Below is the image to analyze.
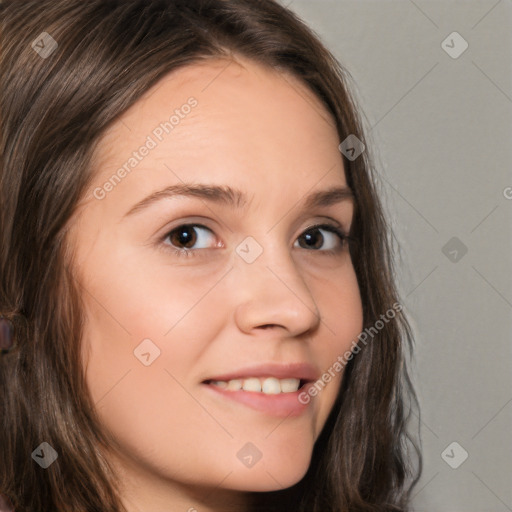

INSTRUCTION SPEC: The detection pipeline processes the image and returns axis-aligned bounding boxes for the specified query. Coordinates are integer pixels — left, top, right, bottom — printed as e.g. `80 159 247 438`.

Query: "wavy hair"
0 0 422 510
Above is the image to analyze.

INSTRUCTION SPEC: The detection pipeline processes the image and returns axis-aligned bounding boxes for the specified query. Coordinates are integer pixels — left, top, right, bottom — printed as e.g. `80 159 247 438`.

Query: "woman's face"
68 56 363 510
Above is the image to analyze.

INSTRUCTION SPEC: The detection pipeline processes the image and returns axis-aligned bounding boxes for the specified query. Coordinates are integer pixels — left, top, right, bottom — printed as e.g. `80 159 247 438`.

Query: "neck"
106 449 251 512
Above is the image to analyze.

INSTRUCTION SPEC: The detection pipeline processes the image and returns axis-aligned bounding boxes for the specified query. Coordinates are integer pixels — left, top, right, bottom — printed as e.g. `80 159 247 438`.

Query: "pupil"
173 226 196 248
302 229 322 249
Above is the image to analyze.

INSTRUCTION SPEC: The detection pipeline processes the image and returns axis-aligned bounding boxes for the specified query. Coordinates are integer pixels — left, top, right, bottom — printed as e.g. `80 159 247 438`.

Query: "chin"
226 453 312 492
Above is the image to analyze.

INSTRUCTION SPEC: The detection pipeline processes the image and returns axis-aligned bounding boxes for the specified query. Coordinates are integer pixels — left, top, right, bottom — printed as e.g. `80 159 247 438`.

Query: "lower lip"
202 382 313 417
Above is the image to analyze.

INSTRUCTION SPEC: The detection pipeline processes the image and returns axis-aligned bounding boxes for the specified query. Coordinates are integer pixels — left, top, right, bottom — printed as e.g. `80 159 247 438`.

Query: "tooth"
226 379 242 391
280 378 300 393
242 377 262 392
211 377 302 393
261 377 281 394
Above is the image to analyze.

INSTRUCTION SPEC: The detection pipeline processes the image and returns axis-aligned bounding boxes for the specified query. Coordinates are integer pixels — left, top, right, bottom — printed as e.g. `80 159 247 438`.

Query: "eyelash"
162 223 355 259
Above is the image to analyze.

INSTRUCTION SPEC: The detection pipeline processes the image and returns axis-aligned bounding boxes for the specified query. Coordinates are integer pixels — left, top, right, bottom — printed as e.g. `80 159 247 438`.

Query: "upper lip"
203 362 320 383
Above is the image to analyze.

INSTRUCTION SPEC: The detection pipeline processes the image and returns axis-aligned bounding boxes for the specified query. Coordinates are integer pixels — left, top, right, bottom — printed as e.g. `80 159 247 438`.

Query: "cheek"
315 262 363 351
77 249 243 462
79 255 219 402
306 264 363 436
317 259 363 329
78 266 242 486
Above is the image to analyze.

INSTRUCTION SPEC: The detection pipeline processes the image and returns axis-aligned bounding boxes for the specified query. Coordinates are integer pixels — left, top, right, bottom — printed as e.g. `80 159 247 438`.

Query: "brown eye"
165 224 215 251
168 225 197 249
298 228 324 249
295 225 348 252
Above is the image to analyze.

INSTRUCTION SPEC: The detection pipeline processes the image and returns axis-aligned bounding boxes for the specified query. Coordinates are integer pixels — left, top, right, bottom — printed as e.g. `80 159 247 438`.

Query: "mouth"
200 363 319 417
202 377 310 394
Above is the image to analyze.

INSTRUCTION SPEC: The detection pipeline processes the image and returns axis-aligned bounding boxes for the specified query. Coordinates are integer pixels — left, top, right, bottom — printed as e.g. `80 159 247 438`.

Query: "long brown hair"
0 1 422 510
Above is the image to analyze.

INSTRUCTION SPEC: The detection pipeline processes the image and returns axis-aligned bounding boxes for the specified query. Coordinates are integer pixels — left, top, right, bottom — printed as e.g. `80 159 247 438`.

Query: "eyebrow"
123 182 354 218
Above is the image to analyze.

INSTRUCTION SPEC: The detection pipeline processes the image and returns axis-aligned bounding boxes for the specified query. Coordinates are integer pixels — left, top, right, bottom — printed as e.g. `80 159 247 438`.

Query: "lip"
202 382 315 417
202 362 320 383
201 362 319 418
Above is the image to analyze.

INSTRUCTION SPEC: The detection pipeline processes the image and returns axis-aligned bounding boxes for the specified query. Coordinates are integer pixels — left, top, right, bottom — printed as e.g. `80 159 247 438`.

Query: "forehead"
86 55 347 214
99 54 337 143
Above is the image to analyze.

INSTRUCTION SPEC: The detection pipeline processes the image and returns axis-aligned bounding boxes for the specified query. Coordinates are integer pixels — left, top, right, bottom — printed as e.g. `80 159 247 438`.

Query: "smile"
202 377 315 417
205 376 303 394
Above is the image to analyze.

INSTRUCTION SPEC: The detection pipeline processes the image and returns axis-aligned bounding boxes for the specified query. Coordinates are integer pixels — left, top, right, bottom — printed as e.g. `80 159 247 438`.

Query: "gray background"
280 1 512 511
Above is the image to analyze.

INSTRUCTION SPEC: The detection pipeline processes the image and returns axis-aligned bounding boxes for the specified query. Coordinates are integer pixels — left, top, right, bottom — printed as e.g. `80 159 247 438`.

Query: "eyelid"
155 216 217 242
159 217 347 240
302 220 345 234
160 220 353 257
301 219 354 242
297 223 351 250
161 223 220 249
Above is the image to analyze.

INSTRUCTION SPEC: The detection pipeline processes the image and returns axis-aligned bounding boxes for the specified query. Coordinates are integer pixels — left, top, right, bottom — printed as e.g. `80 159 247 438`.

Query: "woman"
0 0 422 510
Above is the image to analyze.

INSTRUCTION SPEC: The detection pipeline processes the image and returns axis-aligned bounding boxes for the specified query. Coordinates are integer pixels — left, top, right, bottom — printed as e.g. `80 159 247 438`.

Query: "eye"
163 224 217 257
294 224 349 253
161 222 352 259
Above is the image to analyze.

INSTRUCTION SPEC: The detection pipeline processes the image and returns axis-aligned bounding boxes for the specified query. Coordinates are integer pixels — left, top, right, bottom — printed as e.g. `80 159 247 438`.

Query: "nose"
233 242 321 337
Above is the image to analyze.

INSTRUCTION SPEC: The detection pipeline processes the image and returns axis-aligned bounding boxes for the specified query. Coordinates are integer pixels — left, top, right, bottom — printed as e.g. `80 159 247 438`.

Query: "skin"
67 55 363 512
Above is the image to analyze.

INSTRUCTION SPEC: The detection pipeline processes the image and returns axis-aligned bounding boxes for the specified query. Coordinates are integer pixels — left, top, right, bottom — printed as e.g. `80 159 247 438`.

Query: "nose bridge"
232 234 321 335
